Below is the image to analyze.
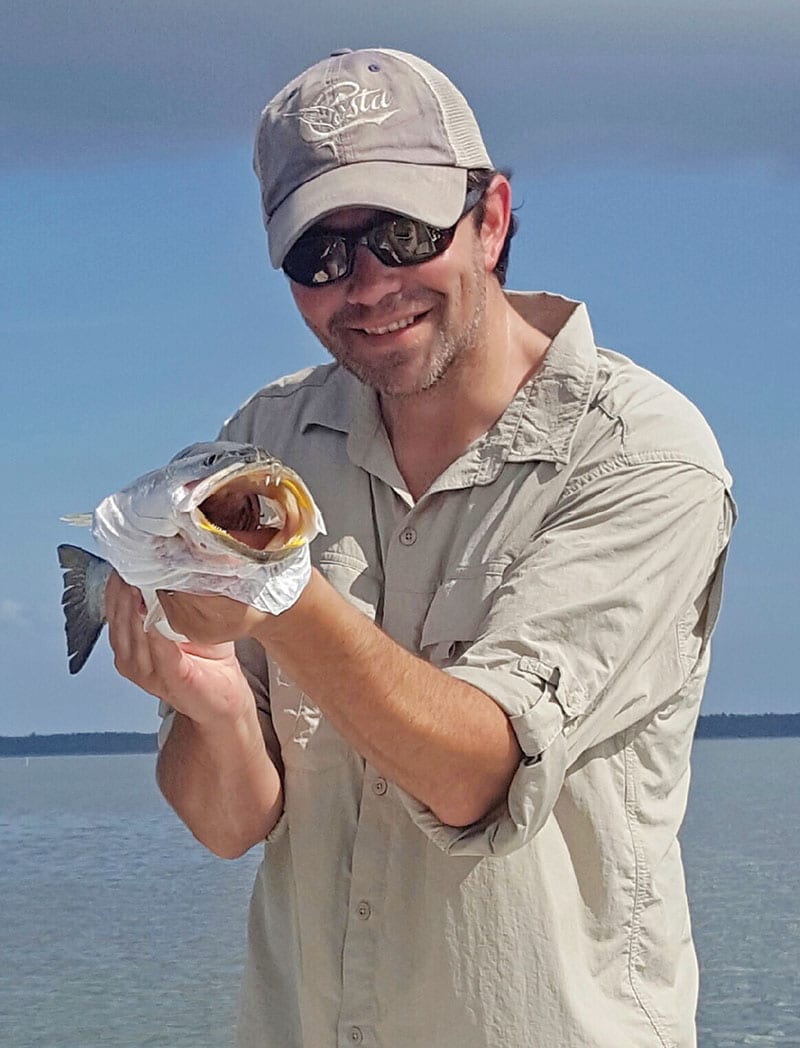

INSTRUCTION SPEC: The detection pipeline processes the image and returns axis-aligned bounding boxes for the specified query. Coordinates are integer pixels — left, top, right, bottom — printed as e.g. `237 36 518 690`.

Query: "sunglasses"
282 187 484 288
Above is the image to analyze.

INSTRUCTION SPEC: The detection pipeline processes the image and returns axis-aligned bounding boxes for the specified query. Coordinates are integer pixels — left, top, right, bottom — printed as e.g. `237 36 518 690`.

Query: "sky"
1 1 797 735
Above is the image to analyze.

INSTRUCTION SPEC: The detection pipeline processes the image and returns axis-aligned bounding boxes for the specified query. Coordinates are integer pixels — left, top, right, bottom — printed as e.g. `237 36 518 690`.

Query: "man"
106 48 735 1048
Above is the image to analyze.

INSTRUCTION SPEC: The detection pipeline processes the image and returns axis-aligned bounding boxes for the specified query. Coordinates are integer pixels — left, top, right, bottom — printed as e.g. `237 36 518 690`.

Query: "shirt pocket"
269 551 381 772
419 568 503 667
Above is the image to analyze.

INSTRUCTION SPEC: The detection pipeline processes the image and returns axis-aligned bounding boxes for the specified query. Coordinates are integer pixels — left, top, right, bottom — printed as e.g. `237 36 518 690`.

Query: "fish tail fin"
56 544 112 674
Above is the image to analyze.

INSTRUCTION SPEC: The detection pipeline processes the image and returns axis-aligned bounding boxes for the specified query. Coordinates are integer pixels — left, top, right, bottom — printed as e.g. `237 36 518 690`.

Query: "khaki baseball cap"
254 48 493 267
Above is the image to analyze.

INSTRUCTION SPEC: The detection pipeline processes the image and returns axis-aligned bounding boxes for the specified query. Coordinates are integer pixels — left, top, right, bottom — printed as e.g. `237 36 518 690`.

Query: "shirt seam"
563 450 730 498
624 731 677 1048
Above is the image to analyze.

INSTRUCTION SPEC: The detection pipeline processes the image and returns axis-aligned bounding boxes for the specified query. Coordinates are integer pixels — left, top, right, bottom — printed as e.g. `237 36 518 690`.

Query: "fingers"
105 570 145 616
103 573 251 728
105 573 146 670
106 572 179 695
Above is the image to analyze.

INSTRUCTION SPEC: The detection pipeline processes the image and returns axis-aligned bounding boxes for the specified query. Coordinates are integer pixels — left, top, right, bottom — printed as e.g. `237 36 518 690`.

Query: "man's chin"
352 359 456 400
323 325 461 398
342 360 424 398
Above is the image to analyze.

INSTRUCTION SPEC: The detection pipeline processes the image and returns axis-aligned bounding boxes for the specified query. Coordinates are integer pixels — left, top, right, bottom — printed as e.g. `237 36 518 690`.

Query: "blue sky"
1 2 797 733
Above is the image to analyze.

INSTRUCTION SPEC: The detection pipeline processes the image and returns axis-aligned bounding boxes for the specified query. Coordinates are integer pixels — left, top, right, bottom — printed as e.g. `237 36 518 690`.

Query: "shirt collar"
499 291 598 465
294 365 408 491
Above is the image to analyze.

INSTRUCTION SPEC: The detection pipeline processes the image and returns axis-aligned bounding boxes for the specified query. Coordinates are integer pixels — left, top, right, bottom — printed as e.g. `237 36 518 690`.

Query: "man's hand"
156 588 271 647
106 572 284 857
105 572 256 729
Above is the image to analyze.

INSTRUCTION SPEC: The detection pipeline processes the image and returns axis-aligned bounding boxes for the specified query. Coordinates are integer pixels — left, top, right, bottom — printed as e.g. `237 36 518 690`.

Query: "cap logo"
291 80 399 151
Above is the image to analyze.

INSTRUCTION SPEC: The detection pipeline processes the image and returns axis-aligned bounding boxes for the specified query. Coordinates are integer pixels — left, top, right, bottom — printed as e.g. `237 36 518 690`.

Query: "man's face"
288 204 490 400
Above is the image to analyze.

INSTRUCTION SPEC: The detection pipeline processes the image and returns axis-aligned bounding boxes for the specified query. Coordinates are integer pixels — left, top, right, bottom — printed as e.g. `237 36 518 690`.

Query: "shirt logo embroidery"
292 80 399 150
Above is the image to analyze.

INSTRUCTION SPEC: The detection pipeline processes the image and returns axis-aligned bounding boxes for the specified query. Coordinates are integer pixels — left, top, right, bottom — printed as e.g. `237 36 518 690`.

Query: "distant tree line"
1 714 798 757
693 713 800 739
0 732 158 757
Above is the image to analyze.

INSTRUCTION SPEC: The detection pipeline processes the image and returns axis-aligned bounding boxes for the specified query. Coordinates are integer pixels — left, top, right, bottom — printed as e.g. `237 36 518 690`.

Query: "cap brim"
267 162 468 268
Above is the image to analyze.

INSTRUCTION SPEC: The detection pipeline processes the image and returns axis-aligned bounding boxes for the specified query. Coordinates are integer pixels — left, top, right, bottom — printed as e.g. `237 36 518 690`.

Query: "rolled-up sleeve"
399 455 735 855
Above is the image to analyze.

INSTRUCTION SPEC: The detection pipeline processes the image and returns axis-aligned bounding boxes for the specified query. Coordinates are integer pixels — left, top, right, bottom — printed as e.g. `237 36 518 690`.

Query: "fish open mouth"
192 467 316 556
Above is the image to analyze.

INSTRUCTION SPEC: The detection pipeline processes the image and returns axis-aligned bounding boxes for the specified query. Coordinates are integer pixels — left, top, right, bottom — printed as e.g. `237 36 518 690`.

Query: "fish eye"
203 453 219 467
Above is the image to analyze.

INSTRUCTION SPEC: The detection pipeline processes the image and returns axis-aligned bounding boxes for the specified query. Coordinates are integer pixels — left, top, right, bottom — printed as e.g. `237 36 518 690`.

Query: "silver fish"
57 441 324 674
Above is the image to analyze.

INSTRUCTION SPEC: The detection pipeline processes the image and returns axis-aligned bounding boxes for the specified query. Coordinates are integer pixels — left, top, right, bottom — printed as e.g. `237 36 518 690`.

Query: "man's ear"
478 175 512 274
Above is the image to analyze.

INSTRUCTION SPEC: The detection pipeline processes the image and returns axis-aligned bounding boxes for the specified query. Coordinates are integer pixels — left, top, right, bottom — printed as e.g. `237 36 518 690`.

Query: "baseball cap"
254 48 493 268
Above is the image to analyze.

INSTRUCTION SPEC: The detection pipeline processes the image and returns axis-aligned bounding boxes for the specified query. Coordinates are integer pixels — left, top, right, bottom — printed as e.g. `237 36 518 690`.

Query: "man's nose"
345 244 404 306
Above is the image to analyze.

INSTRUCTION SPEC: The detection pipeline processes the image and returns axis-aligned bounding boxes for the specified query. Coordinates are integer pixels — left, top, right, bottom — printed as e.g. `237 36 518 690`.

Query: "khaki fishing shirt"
167 292 735 1048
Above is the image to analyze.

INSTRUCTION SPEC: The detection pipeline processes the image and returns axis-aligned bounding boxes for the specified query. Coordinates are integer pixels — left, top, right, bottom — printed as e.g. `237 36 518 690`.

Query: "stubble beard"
307 256 488 400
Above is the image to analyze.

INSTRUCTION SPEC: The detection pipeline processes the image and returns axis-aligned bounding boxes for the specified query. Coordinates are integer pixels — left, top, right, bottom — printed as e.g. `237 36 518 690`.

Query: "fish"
57 441 325 674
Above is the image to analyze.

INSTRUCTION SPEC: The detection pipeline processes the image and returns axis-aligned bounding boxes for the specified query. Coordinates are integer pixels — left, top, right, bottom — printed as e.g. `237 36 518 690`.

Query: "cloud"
0 599 30 627
1 1 798 172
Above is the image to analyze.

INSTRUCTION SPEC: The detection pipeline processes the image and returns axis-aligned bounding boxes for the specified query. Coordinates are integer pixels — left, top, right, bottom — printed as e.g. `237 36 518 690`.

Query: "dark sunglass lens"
284 236 350 286
374 218 451 265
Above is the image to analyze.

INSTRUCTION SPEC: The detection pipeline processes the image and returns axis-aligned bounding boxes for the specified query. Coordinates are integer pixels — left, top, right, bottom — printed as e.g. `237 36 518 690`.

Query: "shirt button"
356 900 372 920
372 777 388 796
349 1027 364 1044
399 527 417 546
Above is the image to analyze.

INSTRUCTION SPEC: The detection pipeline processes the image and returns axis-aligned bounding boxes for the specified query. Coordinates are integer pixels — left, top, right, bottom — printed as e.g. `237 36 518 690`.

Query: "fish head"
169 442 325 561
59 441 326 675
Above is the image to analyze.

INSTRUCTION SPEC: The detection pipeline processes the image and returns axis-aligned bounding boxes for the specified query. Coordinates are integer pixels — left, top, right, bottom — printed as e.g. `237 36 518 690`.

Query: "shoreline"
2 713 799 757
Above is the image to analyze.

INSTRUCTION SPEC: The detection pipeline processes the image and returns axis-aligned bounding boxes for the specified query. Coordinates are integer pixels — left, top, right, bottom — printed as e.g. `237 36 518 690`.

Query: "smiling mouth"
358 311 429 336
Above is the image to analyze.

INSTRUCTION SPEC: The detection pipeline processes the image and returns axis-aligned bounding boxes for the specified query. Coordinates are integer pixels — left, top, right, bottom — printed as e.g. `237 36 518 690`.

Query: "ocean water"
681 739 800 1047
1 739 798 1047
0 753 261 1048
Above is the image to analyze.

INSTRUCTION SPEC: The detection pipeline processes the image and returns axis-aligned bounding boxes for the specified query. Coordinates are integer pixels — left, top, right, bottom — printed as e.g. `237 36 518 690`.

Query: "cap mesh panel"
381 49 492 169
